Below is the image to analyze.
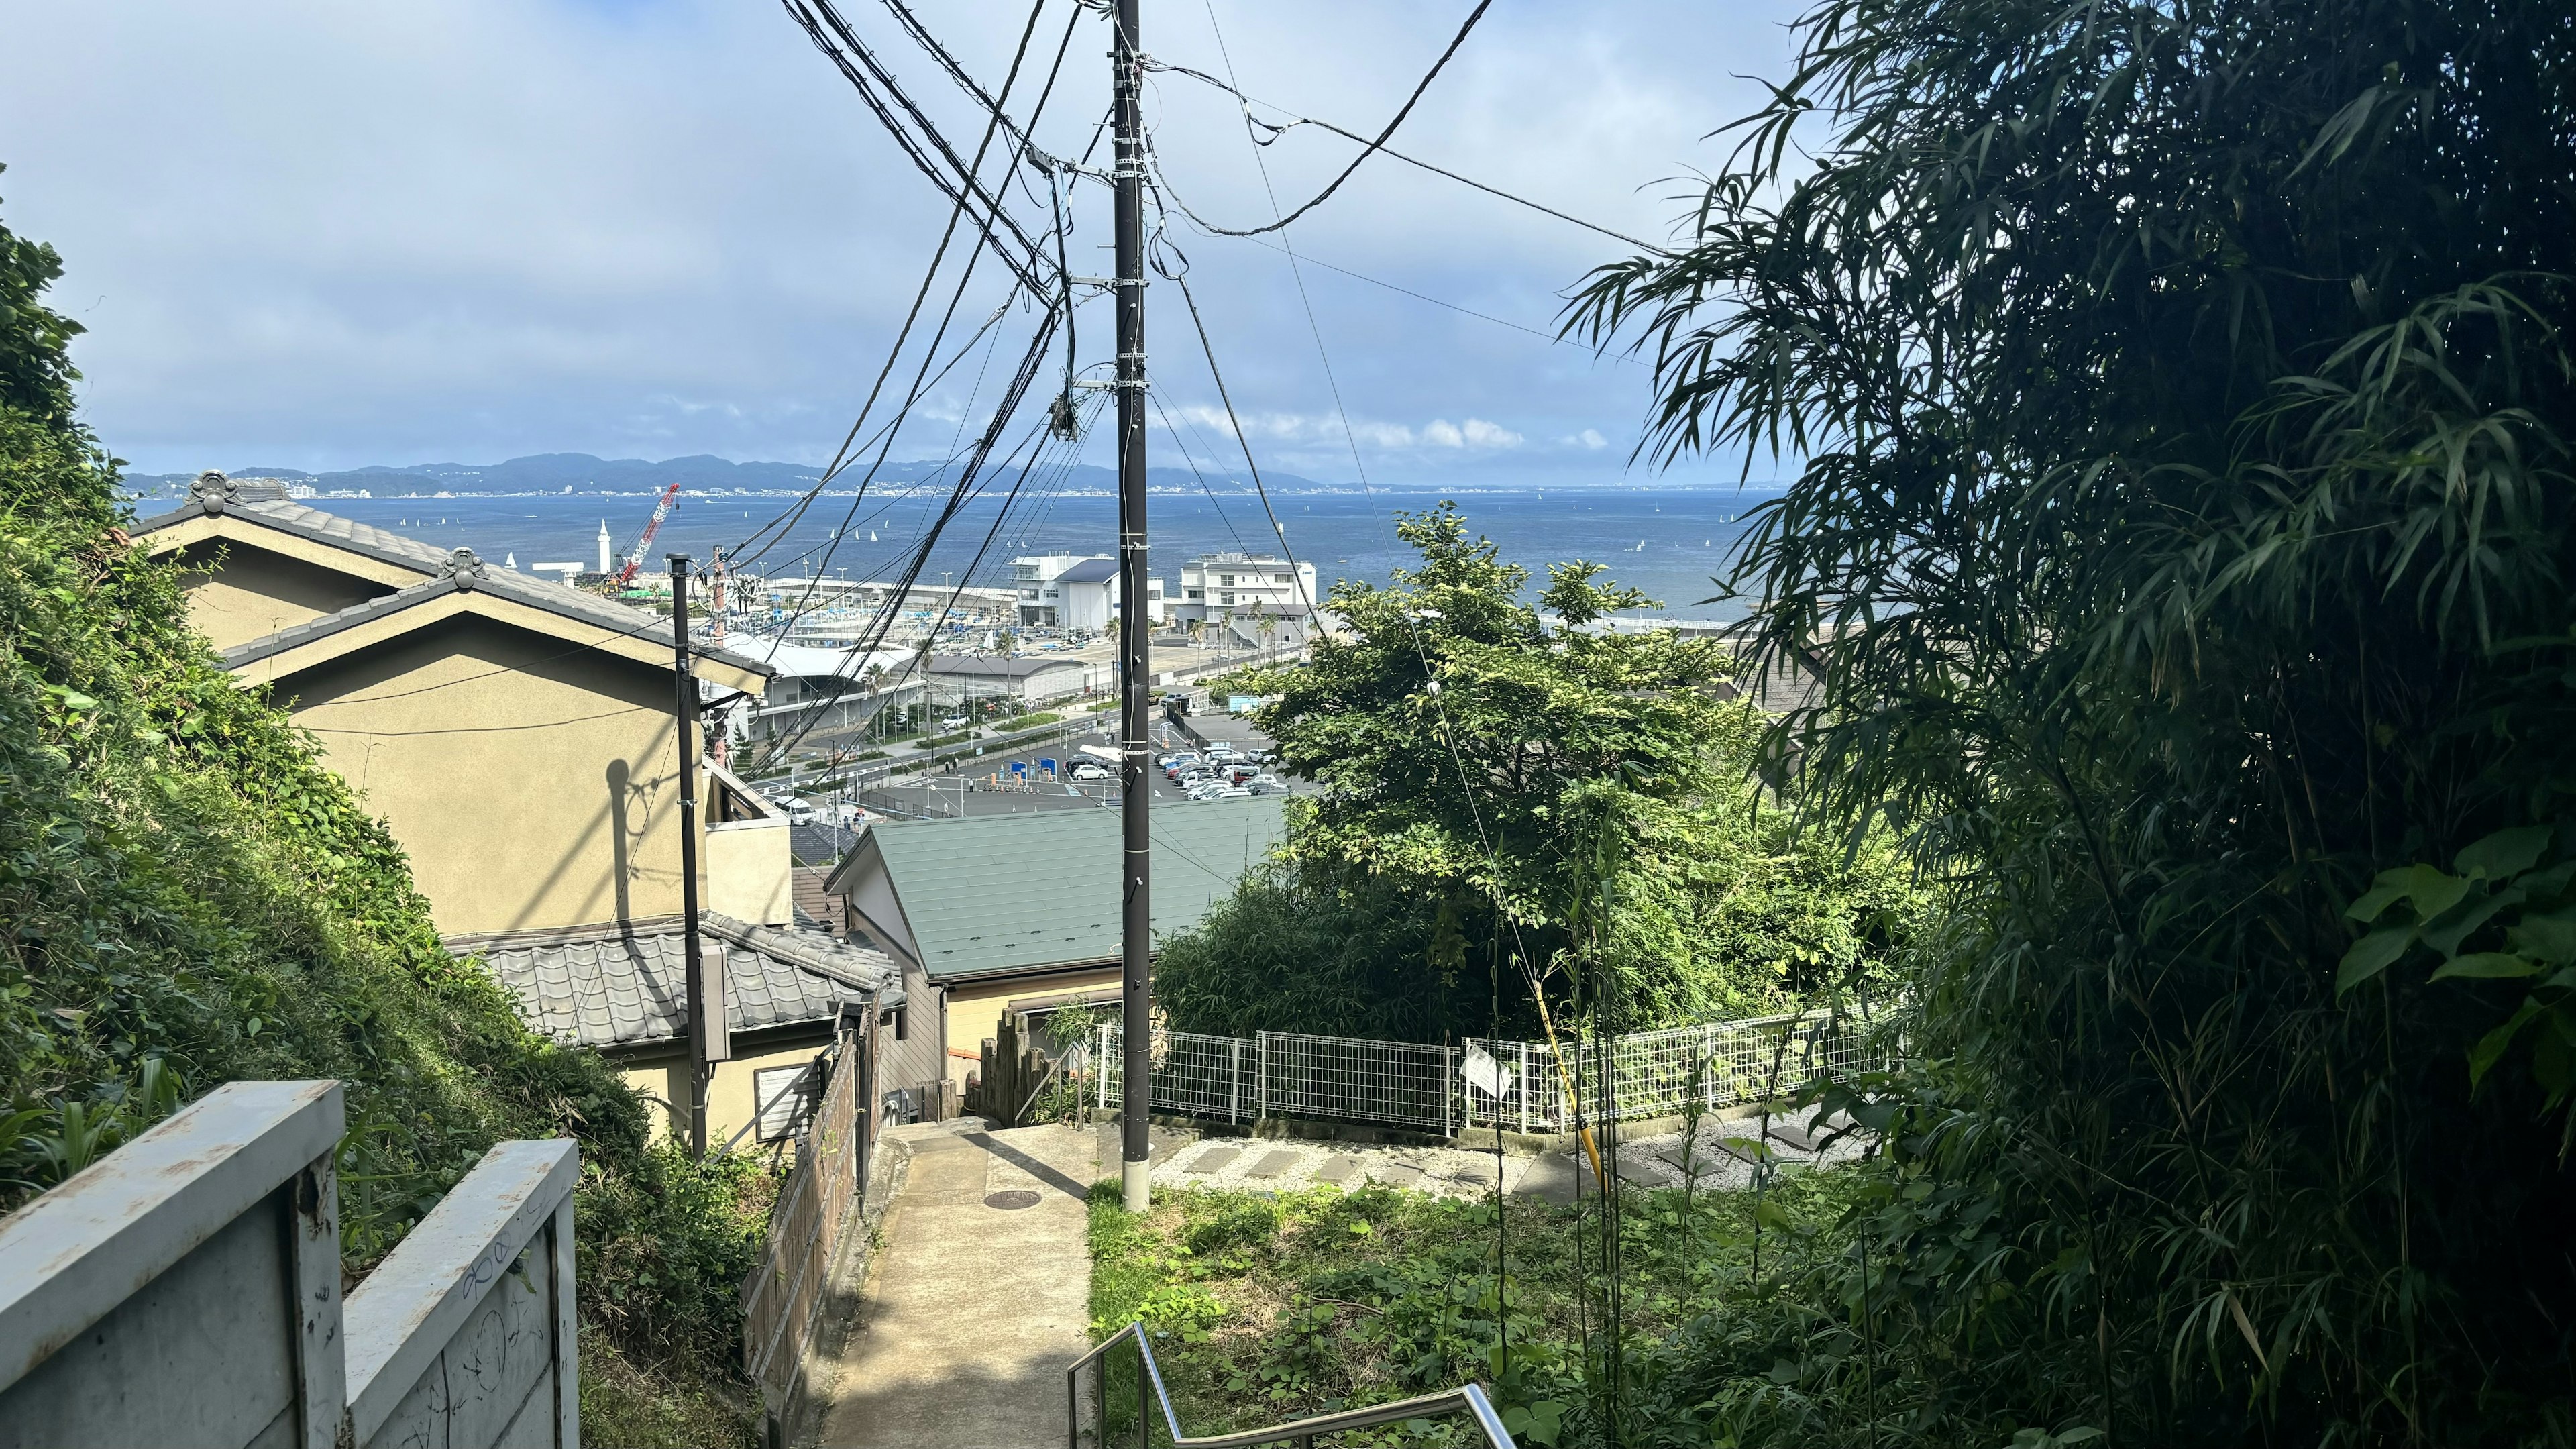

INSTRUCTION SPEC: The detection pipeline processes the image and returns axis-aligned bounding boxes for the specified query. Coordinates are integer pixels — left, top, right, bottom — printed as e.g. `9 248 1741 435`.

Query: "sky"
0 1 1803 488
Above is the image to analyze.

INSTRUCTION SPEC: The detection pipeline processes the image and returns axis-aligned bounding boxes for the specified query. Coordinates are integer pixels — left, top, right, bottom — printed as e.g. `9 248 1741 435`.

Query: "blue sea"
150 482 1781 622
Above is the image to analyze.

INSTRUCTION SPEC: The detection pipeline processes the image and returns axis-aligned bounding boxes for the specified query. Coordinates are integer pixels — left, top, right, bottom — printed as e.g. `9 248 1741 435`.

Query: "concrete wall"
270 614 689 936
705 816 792 926
170 539 394 651
0 1081 578 1449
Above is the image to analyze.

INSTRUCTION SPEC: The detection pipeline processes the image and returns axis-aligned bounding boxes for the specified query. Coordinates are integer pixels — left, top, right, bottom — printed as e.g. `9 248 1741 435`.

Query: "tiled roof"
136 475 458 576
452 911 899 1051
217 545 772 678
836 795 1286 981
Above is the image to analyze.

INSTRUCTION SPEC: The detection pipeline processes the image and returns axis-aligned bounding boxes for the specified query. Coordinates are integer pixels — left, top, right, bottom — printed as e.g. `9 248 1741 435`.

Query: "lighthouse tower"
596 520 612 576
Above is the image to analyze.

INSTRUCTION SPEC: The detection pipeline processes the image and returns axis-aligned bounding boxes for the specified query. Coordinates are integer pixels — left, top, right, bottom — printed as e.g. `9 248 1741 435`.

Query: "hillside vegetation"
1559 0 2576 1442
0 178 760 1445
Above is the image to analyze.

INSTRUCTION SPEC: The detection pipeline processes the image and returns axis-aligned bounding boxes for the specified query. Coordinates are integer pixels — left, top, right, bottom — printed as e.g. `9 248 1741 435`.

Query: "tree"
1153 504 1916 1042
1572 0 2576 1441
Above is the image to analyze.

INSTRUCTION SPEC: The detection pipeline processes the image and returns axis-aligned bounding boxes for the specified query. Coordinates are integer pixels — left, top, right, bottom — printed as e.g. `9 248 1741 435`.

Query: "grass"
994 711 1065 731
579 1327 759 1448
1084 1163 1864 1447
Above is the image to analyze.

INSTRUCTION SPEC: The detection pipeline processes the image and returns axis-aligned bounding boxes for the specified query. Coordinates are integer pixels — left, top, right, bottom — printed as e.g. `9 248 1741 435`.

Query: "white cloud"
0 0 1800 480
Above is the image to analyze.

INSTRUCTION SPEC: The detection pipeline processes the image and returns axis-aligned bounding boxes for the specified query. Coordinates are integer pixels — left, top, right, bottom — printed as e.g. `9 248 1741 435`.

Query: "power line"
760 0 1073 640
1139 54 1666 253
784 0 1055 289
1148 0 1495 237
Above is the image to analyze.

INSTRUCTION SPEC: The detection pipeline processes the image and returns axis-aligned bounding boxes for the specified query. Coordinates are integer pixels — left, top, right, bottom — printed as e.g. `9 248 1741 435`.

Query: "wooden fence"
741 1014 876 1446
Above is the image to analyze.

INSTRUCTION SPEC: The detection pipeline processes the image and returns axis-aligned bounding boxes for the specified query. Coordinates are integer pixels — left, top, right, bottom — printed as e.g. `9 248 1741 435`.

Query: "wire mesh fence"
1097 1006 1888 1138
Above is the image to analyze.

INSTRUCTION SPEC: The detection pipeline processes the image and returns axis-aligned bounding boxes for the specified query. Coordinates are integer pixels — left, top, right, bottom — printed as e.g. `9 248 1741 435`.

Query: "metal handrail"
1067 1322 1517 1448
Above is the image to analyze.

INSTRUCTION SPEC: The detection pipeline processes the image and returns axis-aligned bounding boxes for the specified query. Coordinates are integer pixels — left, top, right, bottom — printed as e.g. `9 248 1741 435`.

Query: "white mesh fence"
1097 1008 1886 1136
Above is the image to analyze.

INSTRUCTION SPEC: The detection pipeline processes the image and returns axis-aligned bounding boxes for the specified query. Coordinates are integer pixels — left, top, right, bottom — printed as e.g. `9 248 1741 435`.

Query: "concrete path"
818 1120 1109 1449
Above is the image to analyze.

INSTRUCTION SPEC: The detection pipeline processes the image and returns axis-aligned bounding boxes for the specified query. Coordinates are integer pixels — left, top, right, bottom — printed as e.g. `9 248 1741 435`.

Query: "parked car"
786 800 819 825
1069 761 1112 782
1244 776 1290 796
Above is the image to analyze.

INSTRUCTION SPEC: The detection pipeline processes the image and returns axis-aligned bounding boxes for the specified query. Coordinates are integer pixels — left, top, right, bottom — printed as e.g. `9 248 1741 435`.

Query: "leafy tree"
1573 0 2576 1441
1155 504 1915 1042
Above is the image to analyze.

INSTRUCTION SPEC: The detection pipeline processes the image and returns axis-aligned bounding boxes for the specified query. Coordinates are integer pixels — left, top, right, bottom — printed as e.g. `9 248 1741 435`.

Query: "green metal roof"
862 796 1286 981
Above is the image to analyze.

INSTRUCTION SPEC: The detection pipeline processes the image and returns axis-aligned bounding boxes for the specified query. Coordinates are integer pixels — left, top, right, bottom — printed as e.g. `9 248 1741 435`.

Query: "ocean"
150 481 1782 622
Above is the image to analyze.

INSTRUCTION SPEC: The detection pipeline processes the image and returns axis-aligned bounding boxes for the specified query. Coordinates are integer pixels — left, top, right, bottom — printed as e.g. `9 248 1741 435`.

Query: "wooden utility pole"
1112 0 1154 1212
672 554 710 1157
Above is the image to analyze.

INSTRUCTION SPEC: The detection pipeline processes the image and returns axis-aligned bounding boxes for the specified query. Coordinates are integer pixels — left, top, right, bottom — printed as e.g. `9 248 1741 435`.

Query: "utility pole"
1112 0 1153 1213
671 554 709 1158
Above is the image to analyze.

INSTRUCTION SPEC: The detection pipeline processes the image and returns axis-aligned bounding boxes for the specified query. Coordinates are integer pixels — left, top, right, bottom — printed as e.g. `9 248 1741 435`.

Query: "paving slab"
1244 1149 1303 1180
1186 1146 1242 1175
1510 1152 1582 1204
1316 1155 1364 1185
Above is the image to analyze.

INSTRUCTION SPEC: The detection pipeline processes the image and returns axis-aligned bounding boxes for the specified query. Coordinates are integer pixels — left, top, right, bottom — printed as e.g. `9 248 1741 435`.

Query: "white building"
1008 554 1166 631
1173 552 1318 643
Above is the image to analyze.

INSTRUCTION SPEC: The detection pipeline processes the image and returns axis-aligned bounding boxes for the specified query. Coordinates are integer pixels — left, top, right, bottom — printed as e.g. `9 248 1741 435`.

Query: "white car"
1069 761 1112 782
786 800 819 825
940 716 970 730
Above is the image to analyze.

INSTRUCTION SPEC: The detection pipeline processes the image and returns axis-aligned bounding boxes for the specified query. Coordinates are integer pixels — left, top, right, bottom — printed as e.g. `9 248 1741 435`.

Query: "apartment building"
1171 551 1318 643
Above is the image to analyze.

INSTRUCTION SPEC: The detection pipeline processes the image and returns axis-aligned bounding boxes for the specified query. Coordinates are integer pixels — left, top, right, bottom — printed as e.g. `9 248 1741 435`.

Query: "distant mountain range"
123 451 1338 498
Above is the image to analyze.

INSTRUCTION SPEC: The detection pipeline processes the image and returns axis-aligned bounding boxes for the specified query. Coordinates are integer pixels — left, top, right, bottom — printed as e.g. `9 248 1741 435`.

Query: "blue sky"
0 1 1803 487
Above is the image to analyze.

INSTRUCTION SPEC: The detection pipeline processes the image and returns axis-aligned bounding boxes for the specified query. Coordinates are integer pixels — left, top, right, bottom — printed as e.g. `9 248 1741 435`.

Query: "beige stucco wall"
704 817 792 926
941 966 1120 1087
621 1034 835 1147
170 540 393 651
268 614 689 936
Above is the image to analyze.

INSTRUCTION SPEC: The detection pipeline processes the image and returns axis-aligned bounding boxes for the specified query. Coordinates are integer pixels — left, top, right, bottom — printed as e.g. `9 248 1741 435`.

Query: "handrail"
1067 1322 1516 1448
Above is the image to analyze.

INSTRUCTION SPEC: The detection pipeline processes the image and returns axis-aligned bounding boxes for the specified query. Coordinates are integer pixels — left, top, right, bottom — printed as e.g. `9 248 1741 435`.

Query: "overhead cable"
1139 0 1494 237
784 0 1053 290
747 0 1071 592
1140 54 1664 253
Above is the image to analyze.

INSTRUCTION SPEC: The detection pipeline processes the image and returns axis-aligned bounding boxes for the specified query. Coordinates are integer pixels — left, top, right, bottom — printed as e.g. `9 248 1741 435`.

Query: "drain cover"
984 1190 1042 1210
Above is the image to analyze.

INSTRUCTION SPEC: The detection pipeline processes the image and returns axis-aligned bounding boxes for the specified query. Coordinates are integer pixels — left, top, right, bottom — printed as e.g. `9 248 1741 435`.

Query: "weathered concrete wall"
272 614 689 936
0 1082 345 1449
343 1140 579 1449
0 1081 582 1449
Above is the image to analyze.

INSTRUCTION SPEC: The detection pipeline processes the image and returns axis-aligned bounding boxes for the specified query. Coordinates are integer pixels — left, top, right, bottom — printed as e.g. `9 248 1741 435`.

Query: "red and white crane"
611 480 682 586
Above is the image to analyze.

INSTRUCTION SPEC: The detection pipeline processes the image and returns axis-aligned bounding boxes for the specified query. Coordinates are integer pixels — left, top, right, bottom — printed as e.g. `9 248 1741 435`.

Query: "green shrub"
0 182 756 1431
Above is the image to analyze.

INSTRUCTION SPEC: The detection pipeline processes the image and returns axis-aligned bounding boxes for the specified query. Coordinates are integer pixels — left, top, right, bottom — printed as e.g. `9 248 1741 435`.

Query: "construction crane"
612 480 682 587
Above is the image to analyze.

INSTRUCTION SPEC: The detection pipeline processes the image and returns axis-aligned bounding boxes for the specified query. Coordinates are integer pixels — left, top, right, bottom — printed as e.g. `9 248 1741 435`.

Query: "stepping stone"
1244 1150 1302 1179
1375 1161 1433 1189
1656 1146 1733 1181
1316 1156 1364 1185
1613 1152 1673 1188
1446 1158 1502 1189
1510 1152 1582 1205
1710 1134 1774 1166
1766 1117 1827 1152
1187 1146 1242 1175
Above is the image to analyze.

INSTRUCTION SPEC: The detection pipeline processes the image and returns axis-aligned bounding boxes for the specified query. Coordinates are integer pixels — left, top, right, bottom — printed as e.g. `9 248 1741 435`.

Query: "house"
1008 553 1167 631
822 795 1287 1103
135 470 898 1145
1172 551 1318 647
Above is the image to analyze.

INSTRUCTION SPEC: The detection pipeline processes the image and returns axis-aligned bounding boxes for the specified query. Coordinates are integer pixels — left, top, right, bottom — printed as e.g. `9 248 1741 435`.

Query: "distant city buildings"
1173 551 1318 645
1008 553 1166 631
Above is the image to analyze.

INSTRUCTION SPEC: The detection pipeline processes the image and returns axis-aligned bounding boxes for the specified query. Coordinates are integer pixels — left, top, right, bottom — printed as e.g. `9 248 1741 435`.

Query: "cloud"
0 0 1801 483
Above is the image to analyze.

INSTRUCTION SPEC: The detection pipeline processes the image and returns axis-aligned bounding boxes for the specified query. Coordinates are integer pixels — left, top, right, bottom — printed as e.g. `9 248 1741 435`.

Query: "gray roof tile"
451 911 897 1051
